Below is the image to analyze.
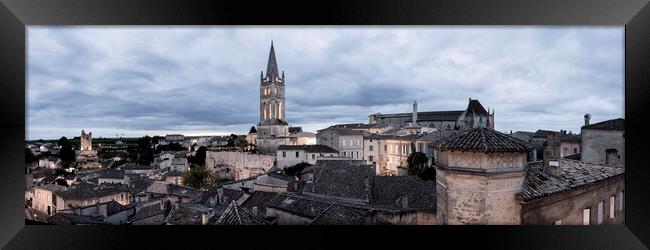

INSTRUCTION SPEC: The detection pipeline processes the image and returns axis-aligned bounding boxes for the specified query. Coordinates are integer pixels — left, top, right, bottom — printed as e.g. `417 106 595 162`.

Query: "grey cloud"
27 27 623 140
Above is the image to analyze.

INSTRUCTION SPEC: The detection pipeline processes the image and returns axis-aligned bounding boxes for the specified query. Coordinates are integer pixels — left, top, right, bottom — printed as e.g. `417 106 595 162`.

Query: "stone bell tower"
256 41 290 154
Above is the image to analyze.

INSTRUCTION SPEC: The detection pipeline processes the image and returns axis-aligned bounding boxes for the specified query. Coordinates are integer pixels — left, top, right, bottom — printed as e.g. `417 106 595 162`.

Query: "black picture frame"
1 0 649 249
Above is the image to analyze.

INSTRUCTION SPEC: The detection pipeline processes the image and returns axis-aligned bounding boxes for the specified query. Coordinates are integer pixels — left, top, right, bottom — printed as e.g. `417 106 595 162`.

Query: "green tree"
25 148 37 164
136 136 154 165
284 162 310 176
234 136 249 151
54 178 69 187
417 167 436 181
58 137 76 163
407 152 428 176
54 168 67 176
183 164 209 188
192 146 207 166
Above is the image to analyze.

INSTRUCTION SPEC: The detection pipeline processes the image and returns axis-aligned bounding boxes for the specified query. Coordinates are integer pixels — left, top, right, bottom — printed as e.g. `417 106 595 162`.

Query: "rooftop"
370 176 436 212
304 160 375 201
520 159 625 202
215 200 268 225
240 191 281 216
277 144 338 153
436 127 530 152
582 118 624 131
266 193 333 219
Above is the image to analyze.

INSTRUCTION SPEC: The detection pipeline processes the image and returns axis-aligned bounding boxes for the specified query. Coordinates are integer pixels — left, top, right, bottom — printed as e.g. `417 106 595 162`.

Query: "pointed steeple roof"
265 41 279 79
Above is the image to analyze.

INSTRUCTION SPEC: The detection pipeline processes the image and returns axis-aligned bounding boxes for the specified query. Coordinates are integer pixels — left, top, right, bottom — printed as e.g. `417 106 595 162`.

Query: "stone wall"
581 129 624 166
521 175 624 225
436 169 524 225
205 151 275 180
439 151 527 171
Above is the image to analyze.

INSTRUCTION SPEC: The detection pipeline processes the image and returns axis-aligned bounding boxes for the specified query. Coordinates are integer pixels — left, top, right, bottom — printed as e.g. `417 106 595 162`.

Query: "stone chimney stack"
201 213 209 225
584 114 591 126
252 206 258 216
400 193 409 209
543 132 562 175
217 187 224 204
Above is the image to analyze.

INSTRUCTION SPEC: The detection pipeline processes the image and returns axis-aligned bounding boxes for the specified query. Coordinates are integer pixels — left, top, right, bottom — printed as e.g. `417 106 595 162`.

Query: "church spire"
265 40 279 79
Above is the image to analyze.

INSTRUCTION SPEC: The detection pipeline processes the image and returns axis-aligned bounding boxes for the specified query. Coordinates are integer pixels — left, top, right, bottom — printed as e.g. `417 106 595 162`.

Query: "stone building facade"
276 145 339 169
580 117 624 167
256 42 290 154
368 98 495 131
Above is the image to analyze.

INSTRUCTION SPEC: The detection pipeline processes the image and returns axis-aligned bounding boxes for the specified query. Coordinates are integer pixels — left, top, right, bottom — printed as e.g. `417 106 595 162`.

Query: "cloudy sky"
27 26 623 140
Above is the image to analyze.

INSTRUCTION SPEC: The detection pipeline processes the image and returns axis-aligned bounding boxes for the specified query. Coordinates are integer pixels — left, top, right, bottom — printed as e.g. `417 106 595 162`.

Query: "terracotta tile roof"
370 176 436 212
47 213 108 225
215 201 268 225
240 191 281 216
520 159 624 201
304 160 375 200
436 127 530 152
266 193 333 219
310 204 370 225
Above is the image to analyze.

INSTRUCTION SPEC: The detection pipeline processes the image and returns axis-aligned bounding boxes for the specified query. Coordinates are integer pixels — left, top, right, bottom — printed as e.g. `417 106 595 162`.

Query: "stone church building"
256 42 291 154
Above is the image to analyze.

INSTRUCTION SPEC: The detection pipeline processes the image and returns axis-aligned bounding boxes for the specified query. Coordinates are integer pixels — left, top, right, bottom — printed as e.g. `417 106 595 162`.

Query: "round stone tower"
434 127 530 224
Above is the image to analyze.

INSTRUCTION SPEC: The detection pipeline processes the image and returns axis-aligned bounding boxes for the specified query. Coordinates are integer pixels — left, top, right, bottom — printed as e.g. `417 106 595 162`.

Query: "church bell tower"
259 41 286 123
256 41 289 154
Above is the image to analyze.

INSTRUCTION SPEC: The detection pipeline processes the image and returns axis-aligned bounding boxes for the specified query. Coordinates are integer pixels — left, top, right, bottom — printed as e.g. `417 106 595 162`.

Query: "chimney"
365 211 378 225
543 133 562 176
252 206 258 216
584 114 591 126
217 187 224 204
201 213 209 225
400 193 409 209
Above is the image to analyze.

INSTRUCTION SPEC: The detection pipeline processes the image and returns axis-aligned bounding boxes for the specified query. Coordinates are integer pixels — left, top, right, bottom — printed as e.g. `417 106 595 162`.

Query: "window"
369 156 374 162
312 154 315 160
356 152 359 158
597 201 604 224
554 220 562 225
296 151 300 158
369 145 373 151
619 191 624 211
610 196 615 219
574 148 578 154
282 151 286 157
384 145 387 151
583 208 590 225
606 148 619 165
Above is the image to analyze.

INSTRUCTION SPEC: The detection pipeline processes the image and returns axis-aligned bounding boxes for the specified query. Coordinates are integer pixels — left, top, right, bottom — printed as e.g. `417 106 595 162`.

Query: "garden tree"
284 162 310 176
54 168 67 176
151 136 162 145
226 134 238 147
407 152 429 176
417 167 436 181
57 136 76 163
137 136 154 165
234 136 249 151
183 164 210 188
54 179 69 187
25 148 37 164
193 146 207 166
249 126 257 134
